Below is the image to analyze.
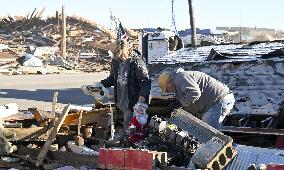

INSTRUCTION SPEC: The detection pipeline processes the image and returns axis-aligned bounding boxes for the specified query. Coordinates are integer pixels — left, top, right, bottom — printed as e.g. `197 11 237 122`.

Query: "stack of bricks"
98 148 167 170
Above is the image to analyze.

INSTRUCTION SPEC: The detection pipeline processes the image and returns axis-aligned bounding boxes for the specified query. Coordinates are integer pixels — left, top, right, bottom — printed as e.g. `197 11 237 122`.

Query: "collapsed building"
0 40 283 169
0 12 140 75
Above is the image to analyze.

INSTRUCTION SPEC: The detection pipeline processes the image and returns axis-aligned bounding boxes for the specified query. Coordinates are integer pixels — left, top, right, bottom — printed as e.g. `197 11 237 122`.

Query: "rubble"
0 12 140 75
1 7 284 170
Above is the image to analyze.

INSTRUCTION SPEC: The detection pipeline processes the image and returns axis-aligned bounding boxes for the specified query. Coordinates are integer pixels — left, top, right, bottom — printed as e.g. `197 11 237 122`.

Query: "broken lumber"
15 145 99 168
19 124 53 141
36 104 71 166
63 108 112 127
51 91 58 118
32 108 47 127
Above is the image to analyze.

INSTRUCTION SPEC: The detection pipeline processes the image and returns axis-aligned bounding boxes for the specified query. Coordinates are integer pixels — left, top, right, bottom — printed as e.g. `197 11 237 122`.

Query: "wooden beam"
15 146 99 168
51 92 58 118
63 108 111 127
36 104 71 166
33 108 47 127
5 127 45 141
61 5 66 59
19 125 53 141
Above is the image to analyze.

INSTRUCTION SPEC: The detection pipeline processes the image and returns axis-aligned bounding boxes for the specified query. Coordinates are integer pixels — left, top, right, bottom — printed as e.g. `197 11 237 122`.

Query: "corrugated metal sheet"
225 145 284 170
151 42 284 64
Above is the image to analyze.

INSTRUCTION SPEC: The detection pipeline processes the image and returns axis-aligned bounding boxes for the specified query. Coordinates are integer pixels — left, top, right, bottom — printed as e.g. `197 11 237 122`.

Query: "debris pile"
0 12 140 75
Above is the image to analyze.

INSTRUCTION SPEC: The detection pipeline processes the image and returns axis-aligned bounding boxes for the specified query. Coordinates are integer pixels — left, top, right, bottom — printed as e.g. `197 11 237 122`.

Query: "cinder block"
124 149 154 170
191 136 236 170
150 151 167 166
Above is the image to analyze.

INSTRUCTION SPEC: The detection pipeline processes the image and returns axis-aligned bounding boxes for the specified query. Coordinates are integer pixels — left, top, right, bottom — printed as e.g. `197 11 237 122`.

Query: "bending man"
158 68 234 129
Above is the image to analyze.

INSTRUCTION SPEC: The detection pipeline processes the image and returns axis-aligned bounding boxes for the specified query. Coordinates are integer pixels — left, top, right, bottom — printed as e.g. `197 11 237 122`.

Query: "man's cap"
158 72 171 94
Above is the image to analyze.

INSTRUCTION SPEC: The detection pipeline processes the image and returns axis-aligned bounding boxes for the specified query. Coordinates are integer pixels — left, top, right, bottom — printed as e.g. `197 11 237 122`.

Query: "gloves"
81 82 109 101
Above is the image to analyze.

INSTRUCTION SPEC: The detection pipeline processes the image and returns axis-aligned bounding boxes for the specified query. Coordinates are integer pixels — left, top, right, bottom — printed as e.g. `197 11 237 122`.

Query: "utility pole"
61 5 67 59
188 0 197 47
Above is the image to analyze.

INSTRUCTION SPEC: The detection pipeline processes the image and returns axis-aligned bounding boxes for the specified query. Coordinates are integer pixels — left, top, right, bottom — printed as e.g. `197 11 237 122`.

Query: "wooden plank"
33 108 47 127
78 110 83 135
15 146 99 168
5 127 45 140
51 92 58 118
36 104 71 166
61 5 66 59
19 125 52 141
63 108 111 127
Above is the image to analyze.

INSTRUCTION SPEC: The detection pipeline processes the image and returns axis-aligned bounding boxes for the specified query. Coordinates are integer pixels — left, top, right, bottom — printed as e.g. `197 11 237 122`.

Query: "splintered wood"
36 104 71 166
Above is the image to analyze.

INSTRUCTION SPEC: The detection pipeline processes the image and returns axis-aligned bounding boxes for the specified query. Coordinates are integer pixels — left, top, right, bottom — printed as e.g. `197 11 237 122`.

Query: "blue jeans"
202 92 235 129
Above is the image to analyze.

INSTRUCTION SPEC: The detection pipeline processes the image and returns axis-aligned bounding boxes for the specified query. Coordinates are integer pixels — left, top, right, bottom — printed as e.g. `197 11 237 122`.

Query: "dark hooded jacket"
101 51 151 111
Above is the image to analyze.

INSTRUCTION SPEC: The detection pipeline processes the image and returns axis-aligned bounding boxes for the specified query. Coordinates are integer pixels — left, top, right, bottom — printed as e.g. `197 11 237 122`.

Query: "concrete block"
150 151 168 166
191 136 236 170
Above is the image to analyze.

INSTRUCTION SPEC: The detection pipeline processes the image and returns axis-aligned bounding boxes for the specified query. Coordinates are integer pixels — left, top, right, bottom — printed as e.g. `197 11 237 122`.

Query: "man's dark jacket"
101 51 151 111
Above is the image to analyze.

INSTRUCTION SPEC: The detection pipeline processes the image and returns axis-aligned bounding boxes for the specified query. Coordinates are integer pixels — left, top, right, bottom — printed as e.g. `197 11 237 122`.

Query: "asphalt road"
0 72 109 110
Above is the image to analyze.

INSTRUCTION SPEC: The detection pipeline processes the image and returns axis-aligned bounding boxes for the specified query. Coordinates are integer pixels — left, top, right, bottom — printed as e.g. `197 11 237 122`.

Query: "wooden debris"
51 92 58 118
36 104 71 166
32 108 47 127
63 107 112 127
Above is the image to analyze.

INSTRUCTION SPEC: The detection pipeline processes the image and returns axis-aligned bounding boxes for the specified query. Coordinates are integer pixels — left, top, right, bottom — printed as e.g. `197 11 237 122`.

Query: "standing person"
158 68 235 129
98 38 151 140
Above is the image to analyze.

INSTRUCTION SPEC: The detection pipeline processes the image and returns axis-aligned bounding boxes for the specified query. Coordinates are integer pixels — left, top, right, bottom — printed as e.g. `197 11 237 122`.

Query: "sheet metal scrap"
167 109 237 170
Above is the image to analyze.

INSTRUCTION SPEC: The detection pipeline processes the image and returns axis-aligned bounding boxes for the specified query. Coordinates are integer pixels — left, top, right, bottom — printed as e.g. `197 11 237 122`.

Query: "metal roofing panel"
225 145 284 170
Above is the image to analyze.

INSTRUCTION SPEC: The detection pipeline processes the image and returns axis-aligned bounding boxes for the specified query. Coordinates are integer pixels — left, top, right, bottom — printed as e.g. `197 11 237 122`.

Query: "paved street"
0 72 109 110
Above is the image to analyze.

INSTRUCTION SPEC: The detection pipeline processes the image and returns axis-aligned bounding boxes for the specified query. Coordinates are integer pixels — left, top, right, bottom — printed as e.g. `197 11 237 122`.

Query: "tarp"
22 54 43 67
